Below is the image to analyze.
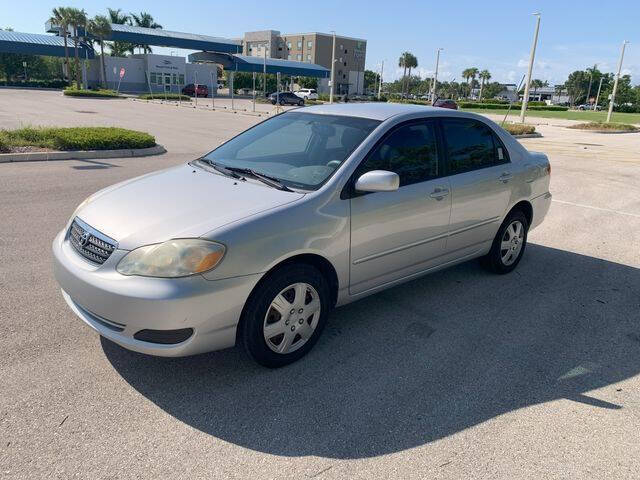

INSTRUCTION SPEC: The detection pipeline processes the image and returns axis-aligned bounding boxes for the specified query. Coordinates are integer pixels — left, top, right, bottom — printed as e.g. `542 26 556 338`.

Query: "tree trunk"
100 41 107 89
407 67 412 97
479 79 484 100
62 29 71 85
73 29 81 89
402 65 407 98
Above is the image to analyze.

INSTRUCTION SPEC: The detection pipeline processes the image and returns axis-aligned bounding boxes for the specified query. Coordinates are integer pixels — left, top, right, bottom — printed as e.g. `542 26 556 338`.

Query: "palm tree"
88 15 111 89
462 67 478 98
130 12 162 54
478 69 491 100
405 53 418 97
66 8 87 89
49 7 72 85
530 79 548 101
398 52 410 99
107 8 133 57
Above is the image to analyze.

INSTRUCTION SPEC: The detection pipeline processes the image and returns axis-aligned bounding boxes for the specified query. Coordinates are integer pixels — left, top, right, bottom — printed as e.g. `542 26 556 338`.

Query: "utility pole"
430 48 442 104
607 40 629 123
520 13 541 123
593 77 604 111
263 45 267 96
329 31 336 103
378 60 384 99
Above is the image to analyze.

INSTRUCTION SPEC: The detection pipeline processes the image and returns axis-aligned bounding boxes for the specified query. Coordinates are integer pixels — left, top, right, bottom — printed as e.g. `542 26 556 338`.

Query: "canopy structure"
188 52 330 78
46 22 241 54
0 30 94 58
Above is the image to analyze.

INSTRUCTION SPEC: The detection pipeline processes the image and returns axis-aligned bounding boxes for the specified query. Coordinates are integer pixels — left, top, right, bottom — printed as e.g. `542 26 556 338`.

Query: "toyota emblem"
79 231 90 247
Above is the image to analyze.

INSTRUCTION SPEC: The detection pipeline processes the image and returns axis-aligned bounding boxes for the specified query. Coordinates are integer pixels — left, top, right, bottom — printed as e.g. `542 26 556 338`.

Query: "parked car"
577 104 601 111
53 104 551 367
269 91 304 106
433 98 458 110
182 84 209 97
294 88 318 100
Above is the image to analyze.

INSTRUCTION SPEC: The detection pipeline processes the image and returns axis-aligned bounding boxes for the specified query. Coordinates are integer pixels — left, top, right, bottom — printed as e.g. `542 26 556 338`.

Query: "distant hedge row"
1 79 68 89
459 102 568 111
63 87 121 98
138 93 192 101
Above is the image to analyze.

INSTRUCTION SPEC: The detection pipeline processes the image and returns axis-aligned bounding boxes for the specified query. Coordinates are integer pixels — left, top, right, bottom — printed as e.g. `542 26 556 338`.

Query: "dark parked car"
182 84 209 97
269 92 304 106
433 98 458 110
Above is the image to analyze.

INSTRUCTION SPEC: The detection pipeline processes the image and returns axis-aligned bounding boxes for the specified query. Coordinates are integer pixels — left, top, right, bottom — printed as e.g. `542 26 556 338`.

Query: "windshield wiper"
223 166 293 192
196 158 245 180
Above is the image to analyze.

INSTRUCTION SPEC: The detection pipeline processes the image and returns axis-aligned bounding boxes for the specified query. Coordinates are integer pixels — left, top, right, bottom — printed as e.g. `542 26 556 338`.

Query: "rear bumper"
52 229 262 357
530 191 552 230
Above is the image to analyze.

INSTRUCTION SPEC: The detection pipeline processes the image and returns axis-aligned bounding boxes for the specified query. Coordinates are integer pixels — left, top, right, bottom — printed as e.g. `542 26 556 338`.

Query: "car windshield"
200 112 380 190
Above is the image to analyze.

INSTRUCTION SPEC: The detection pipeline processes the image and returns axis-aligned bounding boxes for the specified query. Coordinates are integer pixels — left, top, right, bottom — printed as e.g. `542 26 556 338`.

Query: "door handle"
429 187 449 199
499 172 513 182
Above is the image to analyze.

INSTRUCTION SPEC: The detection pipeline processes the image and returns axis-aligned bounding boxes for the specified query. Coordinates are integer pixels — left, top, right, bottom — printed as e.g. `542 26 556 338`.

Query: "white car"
295 88 318 100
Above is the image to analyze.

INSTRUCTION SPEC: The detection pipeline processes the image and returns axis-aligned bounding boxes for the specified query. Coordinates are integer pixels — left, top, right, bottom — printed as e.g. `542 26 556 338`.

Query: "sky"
2 0 638 86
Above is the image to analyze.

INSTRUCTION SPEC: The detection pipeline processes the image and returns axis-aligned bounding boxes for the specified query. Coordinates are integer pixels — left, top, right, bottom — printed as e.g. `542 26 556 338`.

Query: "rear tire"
240 264 331 368
481 210 529 274
298 100 304 106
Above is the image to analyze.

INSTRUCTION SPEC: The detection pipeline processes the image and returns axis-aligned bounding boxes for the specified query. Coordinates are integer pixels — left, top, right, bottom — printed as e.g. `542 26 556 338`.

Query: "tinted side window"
357 121 439 187
442 119 502 174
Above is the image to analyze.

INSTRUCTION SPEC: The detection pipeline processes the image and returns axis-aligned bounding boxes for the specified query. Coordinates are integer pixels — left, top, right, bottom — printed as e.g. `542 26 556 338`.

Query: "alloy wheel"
500 220 524 266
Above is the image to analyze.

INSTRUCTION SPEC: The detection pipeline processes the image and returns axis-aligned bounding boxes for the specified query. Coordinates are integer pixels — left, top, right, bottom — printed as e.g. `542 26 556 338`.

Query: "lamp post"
520 13 541 123
430 48 442 104
378 60 384 100
329 31 336 103
593 77 604 111
606 40 629 123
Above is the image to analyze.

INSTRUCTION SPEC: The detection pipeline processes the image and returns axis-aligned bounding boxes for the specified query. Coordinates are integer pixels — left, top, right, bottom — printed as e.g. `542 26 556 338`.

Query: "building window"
306 54 311 62
297 41 302 49
307 40 312 49
340 44 343 50
287 42 291 49
344 62 347 66
172 73 177 84
343 74 346 79
179 74 184 84
150 72 157 84
344 49 348 54
296 54 302 61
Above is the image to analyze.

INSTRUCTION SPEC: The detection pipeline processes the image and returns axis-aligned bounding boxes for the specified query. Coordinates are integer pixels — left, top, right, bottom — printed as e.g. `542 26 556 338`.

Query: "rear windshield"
201 112 380 190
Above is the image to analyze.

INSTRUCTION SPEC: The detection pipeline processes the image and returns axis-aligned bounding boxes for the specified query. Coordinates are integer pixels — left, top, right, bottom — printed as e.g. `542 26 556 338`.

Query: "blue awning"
188 52 330 78
0 30 94 58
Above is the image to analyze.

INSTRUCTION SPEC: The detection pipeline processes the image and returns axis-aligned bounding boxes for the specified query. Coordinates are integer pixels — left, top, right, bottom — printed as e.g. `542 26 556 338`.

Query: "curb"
129 98 270 117
565 129 639 135
512 133 543 139
0 144 166 163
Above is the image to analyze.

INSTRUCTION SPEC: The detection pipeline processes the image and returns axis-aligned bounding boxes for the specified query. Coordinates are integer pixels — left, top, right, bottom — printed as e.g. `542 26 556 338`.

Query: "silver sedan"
53 103 551 367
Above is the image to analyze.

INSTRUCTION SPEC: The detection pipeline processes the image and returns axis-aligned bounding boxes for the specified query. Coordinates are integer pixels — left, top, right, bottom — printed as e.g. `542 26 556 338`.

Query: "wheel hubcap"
263 282 321 354
500 220 524 266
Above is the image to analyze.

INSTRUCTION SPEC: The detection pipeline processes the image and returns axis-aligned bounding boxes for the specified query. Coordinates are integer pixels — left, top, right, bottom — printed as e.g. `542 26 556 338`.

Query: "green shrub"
0 133 9 153
615 104 640 113
1 79 68 89
567 122 638 132
502 123 536 135
63 87 121 98
0 127 156 152
138 93 192 101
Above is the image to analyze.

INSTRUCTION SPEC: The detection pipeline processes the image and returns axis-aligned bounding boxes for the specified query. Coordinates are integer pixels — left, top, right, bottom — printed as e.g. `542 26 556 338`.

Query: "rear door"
440 118 512 255
349 119 452 294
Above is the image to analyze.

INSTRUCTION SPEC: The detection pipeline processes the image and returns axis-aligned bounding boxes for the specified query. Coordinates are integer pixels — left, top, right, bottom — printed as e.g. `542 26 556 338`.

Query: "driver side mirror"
354 170 399 193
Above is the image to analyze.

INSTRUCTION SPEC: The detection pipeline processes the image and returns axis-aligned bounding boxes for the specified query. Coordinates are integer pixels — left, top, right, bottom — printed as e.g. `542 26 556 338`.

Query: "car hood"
76 163 305 250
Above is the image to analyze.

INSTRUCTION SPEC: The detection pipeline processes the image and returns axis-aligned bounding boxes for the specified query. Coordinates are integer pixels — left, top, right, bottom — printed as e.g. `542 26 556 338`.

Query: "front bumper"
52 229 262 357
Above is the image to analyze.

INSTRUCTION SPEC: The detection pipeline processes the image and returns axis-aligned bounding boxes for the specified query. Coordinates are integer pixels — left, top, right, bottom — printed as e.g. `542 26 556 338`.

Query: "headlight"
116 239 225 278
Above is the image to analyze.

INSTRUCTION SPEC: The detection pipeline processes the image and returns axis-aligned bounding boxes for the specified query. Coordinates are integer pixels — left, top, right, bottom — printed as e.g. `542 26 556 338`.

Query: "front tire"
481 210 529 274
240 264 331 368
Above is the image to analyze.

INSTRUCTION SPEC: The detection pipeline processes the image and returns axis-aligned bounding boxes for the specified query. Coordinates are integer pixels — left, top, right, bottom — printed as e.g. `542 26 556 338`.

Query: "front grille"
68 218 116 265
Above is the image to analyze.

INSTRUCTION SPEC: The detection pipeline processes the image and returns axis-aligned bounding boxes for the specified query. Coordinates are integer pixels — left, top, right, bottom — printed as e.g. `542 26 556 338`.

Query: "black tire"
481 210 529 274
298 99 304 106
240 264 332 368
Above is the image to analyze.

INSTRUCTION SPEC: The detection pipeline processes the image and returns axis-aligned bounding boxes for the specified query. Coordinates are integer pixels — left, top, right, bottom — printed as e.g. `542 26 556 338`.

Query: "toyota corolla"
53 103 551 367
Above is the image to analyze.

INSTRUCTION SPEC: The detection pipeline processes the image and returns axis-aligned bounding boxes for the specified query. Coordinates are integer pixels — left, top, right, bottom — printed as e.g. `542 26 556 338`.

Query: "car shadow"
102 244 640 459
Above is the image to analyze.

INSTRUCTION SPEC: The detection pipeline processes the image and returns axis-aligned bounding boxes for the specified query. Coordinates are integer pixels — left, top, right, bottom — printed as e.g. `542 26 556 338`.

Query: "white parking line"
552 199 640 218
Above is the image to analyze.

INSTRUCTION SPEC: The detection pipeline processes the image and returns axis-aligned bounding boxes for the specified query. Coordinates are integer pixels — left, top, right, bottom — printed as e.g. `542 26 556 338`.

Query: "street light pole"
378 60 384 99
593 77 604 111
606 40 629 123
585 63 596 106
430 48 442 104
329 31 336 104
520 13 541 123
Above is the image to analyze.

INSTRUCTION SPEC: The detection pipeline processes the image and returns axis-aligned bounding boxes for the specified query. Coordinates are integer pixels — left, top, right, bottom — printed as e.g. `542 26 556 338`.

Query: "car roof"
301 102 462 121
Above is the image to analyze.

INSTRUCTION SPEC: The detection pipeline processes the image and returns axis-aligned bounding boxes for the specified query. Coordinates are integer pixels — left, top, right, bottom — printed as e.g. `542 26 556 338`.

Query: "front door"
440 118 513 255
349 119 451 295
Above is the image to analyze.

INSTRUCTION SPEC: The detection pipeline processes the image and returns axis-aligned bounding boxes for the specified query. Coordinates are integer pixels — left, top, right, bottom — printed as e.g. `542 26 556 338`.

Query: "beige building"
242 30 367 95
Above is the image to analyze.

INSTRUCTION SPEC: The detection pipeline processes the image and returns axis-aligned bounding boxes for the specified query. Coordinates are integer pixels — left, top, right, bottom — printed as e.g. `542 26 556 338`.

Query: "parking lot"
1 89 639 479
